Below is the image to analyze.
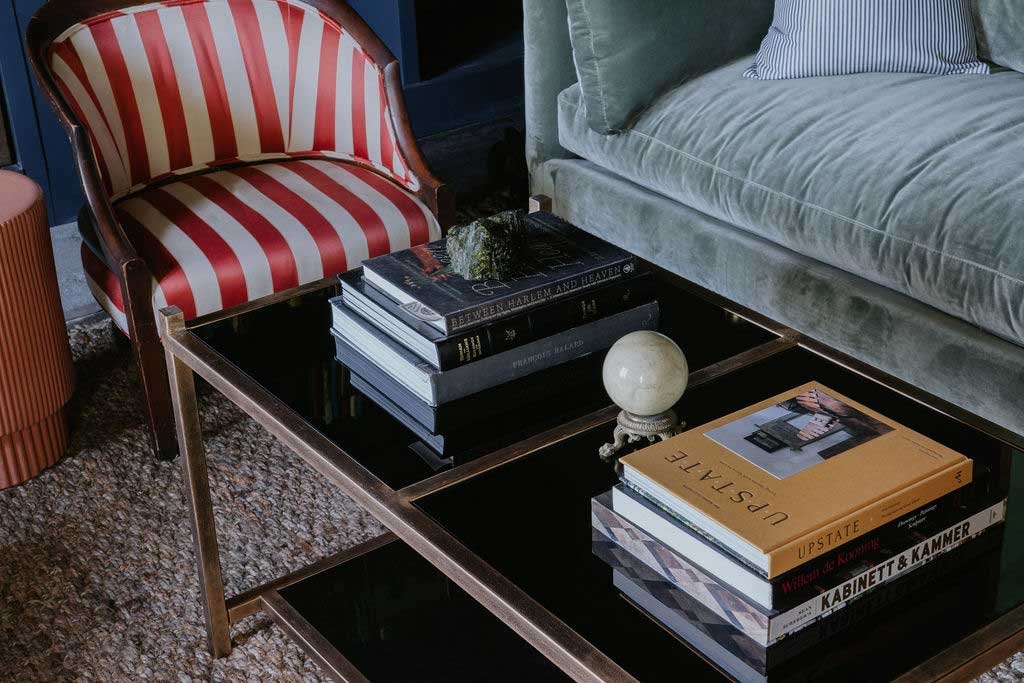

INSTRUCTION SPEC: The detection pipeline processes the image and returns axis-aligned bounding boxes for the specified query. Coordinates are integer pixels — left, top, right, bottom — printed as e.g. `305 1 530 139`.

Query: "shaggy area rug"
0 198 1021 680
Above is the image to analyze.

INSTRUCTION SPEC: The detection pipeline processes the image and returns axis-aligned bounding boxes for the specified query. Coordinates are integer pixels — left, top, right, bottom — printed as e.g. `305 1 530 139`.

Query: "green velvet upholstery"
565 0 772 134
558 60 1024 346
524 0 578 198
974 0 1024 73
540 159 1024 438
524 0 1024 442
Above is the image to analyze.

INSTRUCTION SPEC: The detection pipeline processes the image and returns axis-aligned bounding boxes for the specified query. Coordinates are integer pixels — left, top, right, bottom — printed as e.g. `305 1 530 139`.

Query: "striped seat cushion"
746 0 990 80
82 157 440 332
50 0 415 199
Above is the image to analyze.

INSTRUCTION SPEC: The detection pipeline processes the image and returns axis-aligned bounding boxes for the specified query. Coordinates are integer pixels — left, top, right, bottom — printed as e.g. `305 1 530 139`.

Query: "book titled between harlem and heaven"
618 382 973 579
338 269 655 370
360 212 639 335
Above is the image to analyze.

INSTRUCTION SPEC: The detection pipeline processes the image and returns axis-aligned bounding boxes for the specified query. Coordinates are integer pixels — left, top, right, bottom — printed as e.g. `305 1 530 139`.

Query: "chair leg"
121 261 179 460
131 322 180 461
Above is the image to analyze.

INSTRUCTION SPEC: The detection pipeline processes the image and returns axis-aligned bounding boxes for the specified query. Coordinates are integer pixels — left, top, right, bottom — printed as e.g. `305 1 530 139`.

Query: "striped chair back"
48 0 414 200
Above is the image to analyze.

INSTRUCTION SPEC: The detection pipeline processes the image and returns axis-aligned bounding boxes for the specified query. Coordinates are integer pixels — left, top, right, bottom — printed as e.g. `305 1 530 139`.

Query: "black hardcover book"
360 212 639 334
350 370 594 459
335 339 607 433
339 270 655 370
350 373 457 456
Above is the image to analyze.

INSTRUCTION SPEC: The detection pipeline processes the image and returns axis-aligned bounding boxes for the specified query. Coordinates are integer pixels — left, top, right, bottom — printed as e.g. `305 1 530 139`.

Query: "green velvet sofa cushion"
564 0 772 134
541 157 1024 439
557 60 1024 345
974 0 1024 73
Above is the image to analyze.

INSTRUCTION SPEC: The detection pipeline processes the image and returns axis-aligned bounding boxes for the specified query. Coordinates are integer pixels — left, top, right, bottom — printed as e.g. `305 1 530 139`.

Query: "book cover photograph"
704 387 894 479
619 382 973 577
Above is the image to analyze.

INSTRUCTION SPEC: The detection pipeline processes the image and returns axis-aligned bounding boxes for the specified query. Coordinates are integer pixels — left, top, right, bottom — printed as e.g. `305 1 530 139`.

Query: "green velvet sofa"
525 0 1024 440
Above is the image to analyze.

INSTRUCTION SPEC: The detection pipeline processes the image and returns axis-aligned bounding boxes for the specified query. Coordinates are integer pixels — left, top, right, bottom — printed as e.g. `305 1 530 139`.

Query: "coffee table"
160 214 1024 682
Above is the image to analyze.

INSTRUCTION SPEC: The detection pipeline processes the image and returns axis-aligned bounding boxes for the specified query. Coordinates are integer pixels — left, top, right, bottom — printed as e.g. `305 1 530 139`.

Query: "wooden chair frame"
26 0 456 459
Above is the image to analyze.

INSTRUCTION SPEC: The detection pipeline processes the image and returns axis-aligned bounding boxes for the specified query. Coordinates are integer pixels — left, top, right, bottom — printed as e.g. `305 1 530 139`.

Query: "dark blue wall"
2 0 82 225
350 0 523 137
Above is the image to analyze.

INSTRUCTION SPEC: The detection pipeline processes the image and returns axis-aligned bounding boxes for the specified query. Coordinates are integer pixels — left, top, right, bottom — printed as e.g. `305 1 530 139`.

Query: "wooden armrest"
24 27 140 272
69 126 140 269
382 63 457 231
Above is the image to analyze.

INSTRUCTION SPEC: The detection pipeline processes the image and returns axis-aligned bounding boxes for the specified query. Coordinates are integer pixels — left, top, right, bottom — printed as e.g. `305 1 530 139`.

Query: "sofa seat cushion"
558 59 1024 345
83 157 439 332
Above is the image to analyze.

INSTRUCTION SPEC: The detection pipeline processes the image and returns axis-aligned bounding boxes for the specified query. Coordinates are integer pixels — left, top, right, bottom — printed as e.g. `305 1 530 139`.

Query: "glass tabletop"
194 267 1023 681
279 540 569 682
414 347 1024 681
196 271 776 491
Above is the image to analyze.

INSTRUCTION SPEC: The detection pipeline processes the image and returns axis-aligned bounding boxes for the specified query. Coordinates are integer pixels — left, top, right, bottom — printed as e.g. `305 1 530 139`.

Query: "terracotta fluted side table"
0 171 74 488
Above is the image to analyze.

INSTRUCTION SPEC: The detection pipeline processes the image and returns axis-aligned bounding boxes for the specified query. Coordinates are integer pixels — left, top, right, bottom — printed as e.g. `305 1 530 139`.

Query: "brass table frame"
160 263 1024 683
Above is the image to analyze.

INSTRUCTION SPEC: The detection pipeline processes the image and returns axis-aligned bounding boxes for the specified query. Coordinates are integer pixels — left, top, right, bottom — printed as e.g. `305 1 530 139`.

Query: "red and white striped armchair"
28 0 454 458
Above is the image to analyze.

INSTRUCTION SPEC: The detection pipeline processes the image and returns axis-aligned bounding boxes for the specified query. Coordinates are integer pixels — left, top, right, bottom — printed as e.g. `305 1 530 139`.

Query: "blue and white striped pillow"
746 0 990 80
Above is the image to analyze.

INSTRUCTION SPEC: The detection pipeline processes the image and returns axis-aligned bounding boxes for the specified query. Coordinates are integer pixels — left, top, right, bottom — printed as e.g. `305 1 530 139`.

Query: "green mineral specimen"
446 210 528 280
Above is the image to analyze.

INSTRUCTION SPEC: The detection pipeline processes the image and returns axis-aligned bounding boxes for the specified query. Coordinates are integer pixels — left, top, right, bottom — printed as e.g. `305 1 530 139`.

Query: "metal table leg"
162 308 232 657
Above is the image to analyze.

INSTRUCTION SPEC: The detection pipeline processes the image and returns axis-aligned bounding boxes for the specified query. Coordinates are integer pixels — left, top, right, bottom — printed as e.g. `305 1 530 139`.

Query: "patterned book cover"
592 491 772 645
594 534 769 675
614 481 973 611
361 212 638 333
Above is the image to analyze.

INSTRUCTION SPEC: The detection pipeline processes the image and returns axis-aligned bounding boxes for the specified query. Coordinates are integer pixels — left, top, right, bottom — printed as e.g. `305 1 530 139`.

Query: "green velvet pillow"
974 0 1024 73
565 0 773 135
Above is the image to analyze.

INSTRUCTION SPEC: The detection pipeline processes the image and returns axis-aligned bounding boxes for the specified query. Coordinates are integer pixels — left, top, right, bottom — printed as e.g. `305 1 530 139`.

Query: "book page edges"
766 458 972 578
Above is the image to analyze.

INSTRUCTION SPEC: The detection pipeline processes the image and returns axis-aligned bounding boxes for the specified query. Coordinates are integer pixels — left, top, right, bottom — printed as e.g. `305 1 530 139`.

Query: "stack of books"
330 212 659 459
592 382 1007 682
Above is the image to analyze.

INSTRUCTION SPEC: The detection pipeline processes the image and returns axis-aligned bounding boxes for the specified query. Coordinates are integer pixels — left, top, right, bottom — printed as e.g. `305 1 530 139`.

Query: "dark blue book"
349 373 456 456
338 270 655 370
331 299 659 405
350 372 582 459
360 212 639 334
335 342 606 433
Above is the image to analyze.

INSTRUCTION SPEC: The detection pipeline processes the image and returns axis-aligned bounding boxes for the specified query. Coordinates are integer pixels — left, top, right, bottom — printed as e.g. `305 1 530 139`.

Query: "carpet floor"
1 316 380 681
1 203 1022 681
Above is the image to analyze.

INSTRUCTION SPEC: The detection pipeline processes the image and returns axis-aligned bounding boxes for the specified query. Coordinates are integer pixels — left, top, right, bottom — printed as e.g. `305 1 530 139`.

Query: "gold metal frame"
159 209 1024 681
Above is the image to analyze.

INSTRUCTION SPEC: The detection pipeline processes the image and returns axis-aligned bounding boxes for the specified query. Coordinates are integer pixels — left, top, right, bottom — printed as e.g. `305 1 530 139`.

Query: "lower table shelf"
271 538 568 682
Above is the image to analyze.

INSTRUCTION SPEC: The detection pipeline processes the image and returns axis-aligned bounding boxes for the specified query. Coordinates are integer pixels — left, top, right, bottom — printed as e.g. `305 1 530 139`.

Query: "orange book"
619 382 972 578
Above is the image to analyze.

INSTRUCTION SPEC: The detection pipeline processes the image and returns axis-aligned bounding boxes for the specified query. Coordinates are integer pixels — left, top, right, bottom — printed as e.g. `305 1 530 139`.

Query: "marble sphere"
602 331 689 416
